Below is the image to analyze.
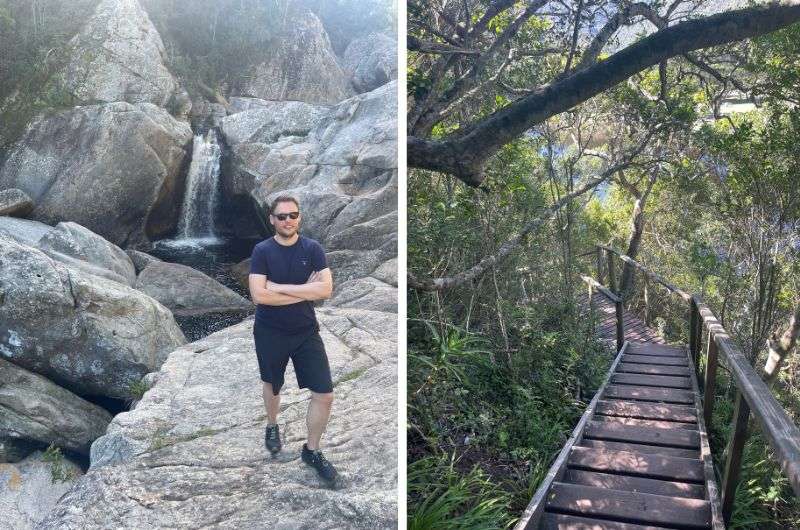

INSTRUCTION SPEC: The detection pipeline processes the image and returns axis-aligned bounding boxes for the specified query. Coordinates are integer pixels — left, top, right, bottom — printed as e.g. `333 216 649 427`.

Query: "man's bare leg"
263 382 280 424
306 391 333 450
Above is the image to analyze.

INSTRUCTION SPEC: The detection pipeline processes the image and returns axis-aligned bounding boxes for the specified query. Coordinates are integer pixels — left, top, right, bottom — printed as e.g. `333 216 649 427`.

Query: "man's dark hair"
269 195 300 214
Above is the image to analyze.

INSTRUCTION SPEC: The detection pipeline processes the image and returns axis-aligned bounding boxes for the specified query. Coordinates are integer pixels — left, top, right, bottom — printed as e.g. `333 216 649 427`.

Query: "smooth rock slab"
0 451 83 530
37 222 137 286
0 234 186 399
0 102 192 247
135 261 251 316
40 306 397 529
343 32 397 93
0 188 33 217
0 358 112 456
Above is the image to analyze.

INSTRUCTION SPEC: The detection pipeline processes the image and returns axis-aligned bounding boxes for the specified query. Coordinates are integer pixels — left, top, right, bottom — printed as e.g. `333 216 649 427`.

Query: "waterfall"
177 129 222 241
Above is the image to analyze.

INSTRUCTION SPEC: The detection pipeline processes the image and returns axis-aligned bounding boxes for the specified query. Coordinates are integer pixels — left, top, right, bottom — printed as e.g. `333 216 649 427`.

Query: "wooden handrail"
594 245 800 514
599 245 692 301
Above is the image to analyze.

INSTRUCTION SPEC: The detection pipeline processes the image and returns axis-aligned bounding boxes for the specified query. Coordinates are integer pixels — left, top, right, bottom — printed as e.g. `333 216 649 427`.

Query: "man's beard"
276 225 298 238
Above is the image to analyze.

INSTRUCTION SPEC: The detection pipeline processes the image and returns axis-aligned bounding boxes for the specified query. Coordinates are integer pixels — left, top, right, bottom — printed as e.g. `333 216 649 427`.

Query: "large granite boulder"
0 188 33 217
0 217 51 247
37 222 137 286
220 100 329 145
0 234 186 399
236 8 351 104
343 33 397 93
40 306 397 528
0 102 192 247
125 249 162 274
0 451 83 530
221 81 397 285
0 358 112 456
55 0 178 106
135 261 251 316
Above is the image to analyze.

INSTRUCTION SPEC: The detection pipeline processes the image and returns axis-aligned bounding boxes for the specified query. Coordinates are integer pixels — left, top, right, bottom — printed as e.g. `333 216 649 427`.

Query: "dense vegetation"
408 1 800 528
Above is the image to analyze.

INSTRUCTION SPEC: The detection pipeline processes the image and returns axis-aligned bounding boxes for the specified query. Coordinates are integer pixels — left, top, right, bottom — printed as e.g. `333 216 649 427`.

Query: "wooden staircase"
518 341 722 529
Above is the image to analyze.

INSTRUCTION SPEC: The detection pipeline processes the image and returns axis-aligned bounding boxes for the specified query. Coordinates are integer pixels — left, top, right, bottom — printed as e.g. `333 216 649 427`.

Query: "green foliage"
408 455 509 530
42 445 76 483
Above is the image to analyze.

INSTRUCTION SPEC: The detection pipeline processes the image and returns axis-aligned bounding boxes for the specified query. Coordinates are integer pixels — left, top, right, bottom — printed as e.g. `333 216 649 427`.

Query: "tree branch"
408 2 800 186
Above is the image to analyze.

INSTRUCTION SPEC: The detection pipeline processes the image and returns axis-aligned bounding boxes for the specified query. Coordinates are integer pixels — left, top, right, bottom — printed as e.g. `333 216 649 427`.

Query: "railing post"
595 246 605 284
606 249 624 350
689 296 701 378
703 333 718 428
721 392 751 524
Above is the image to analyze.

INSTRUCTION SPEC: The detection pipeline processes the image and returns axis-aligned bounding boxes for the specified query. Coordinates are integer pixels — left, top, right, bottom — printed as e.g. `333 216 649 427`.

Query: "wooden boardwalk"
519 298 723 528
589 290 664 345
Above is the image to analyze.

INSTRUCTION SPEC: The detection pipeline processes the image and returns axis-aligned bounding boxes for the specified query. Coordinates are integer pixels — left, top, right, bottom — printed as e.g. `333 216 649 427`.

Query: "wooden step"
567 447 705 482
593 415 697 430
611 373 692 389
595 400 698 423
541 512 672 529
577 439 699 459
545 483 712 529
604 385 695 405
621 354 688 367
583 421 700 449
617 362 690 376
626 343 686 357
563 469 707 499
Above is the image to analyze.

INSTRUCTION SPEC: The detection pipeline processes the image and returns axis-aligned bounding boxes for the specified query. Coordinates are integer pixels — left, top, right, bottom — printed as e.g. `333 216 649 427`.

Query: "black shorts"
253 324 333 395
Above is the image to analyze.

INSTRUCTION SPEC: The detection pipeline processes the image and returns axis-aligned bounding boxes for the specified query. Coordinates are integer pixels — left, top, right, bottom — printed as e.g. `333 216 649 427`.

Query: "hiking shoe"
301 443 337 484
265 424 281 454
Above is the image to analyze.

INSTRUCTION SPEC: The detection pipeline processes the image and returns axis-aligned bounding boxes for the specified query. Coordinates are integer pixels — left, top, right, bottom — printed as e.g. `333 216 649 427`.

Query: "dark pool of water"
149 236 261 342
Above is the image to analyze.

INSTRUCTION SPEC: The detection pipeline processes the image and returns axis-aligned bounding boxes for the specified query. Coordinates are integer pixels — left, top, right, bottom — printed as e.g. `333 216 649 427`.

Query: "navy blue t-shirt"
249 236 328 333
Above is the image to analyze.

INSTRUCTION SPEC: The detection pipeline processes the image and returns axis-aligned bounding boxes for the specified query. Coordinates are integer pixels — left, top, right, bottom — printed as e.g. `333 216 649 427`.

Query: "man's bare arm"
267 268 333 301
248 274 304 306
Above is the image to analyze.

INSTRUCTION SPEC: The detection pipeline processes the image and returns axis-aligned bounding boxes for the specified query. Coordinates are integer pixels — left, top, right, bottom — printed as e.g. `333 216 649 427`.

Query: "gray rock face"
56 0 178 106
40 306 397 529
0 359 112 456
343 33 397 93
37 222 137 286
135 261 251 316
0 102 192 247
125 249 162 274
0 234 186 399
0 217 51 247
0 188 33 217
220 100 329 145
237 8 352 104
331 277 397 313
1 438 36 464
222 81 398 285
0 451 83 530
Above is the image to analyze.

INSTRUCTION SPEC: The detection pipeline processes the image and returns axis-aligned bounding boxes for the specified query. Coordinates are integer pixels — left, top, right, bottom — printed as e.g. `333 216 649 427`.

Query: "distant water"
177 129 222 239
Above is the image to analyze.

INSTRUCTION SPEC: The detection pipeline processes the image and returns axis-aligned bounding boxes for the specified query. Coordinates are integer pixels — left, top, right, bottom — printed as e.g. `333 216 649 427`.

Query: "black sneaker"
265 424 281 454
301 443 337 484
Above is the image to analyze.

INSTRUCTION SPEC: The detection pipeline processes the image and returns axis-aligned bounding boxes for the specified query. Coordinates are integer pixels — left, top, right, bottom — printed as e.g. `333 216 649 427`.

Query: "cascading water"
177 128 222 241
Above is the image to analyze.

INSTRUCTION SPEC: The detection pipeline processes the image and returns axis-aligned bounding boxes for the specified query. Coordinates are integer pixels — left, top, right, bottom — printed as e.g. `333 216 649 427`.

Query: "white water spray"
177 129 222 241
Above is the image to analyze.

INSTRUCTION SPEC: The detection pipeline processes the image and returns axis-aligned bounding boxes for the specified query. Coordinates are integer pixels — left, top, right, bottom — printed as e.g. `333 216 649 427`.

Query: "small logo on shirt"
300 257 309 266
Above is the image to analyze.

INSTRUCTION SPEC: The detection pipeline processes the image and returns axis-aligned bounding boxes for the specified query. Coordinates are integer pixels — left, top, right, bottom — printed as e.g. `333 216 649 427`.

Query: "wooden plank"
545 483 712 528
514 342 631 530
617 363 690 376
563 469 707 499
611 373 691 389
541 513 671 529
583 421 700 449
567 447 705 482
593 416 697 430
621 354 688 366
595 400 697 423
577 439 699 459
604 385 695 405
626 343 686 357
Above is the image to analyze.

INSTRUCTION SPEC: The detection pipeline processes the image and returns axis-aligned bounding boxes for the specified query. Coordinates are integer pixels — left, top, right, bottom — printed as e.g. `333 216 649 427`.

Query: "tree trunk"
620 196 646 297
763 303 800 387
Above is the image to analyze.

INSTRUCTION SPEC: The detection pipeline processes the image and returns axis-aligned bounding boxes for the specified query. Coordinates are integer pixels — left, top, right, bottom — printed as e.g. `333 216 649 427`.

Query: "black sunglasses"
273 211 300 221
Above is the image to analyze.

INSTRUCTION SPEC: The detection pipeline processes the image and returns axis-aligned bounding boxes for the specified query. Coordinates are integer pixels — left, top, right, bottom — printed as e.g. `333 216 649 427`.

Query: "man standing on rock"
248 195 337 485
